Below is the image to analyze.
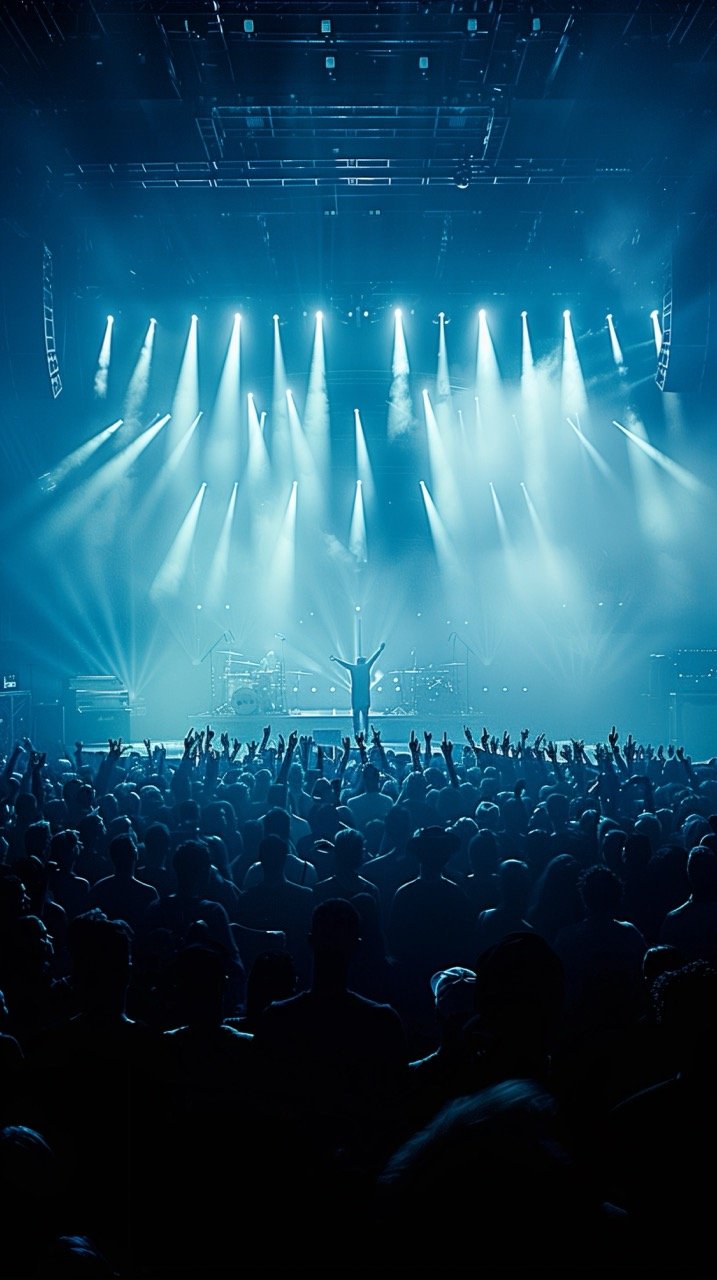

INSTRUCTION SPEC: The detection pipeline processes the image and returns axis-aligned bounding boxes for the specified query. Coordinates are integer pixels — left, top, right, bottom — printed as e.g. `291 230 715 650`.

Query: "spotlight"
478 308 486 319
394 307 402 318
521 310 527 318
650 309 659 319
107 314 114 323
149 317 157 325
606 312 613 320
234 312 241 321
563 309 570 318
454 167 470 190
316 309 323 320
191 314 198 321
273 313 279 321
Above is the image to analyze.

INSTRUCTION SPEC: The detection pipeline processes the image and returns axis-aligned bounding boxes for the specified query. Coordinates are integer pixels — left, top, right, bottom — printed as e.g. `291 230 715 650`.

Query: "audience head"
579 865 623 918
686 845 717 901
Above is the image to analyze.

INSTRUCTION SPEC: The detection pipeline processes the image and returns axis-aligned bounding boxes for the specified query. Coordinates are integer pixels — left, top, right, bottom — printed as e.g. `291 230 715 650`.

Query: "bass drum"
231 684 258 715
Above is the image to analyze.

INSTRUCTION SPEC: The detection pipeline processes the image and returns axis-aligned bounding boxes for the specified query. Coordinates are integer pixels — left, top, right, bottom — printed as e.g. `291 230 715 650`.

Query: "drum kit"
221 651 285 716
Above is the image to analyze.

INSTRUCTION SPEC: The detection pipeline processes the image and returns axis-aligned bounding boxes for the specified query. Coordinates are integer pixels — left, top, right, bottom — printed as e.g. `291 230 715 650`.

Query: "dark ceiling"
1 1 716 303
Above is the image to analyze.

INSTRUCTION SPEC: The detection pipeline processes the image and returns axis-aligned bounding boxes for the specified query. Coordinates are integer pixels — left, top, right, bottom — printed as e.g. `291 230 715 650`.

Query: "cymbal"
286 669 311 676
221 650 244 656
403 668 422 674
443 661 466 667
236 660 260 668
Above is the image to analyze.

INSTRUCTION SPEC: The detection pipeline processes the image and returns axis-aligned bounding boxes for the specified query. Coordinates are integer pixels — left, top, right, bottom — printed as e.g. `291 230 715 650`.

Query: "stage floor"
82 710 474 758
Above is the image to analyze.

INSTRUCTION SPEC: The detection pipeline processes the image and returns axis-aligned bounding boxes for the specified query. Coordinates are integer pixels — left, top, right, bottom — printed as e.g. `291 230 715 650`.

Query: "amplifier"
70 705 131 744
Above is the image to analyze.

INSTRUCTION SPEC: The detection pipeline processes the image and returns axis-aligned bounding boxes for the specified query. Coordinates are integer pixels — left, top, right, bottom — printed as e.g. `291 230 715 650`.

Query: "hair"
333 827 365 872
109 833 137 874
579 865 622 916
686 845 717 900
310 898 361 952
263 807 291 841
258 834 289 877
173 840 211 896
496 859 531 912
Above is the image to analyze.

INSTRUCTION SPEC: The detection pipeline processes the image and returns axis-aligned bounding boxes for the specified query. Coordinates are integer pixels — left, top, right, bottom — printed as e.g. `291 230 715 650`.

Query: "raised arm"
330 653 353 672
367 641 386 670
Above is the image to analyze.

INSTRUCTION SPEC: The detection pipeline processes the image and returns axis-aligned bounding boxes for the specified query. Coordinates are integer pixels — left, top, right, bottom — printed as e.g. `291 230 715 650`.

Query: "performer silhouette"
330 642 385 735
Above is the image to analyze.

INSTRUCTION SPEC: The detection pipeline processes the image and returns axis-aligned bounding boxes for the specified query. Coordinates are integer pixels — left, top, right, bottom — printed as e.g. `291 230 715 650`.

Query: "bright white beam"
388 309 414 439
94 315 113 399
206 482 239 604
43 418 123 489
561 311 589 425
207 313 241 482
606 313 625 369
150 483 208 601
123 318 156 425
349 480 367 563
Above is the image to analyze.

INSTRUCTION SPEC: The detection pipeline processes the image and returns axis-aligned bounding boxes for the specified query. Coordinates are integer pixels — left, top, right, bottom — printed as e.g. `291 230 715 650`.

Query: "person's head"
634 811 662 850
24 821 51 860
410 826 459 877
474 801 500 832
49 829 81 873
468 829 500 878
622 831 652 876
67 910 132 1012
643 944 682 989
13 914 54 974
600 828 627 877
143 822 170 866
287 762 304 790
263 807 291 842
78 812 105 851
686 845 717 901
496 860 531 915
258 834 289 880
579 865 622 918
383 803 413 850
173 840 212 898
310 898 361 962
252 769 273 802
430 966 477 1031
109 834 138 876
356 656 367 666
333 827 366 874
402 771 426 800
312 777 333 805
362 763 381 794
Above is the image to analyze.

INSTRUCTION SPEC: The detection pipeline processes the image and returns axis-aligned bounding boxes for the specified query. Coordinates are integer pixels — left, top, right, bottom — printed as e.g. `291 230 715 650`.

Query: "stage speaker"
656 226 715 392
70 705 131 745
34 701 65 746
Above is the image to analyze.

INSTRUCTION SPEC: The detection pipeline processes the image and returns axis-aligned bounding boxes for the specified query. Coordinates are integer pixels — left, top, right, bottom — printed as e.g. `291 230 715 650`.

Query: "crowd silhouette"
0 721 715 1275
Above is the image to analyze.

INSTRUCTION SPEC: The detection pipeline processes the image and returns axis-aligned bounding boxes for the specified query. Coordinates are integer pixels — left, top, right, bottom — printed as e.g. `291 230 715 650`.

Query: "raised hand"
372 725 382 747
409 730 420 755
608 725 619 750
441 732 453 759
205 726 215 748
464 726 474 743
287 729 298 751
656 744 665 761
184 728 195 755
341 736 351 755
624 733 636 763
424 730 432 748
489 735 499 754
545 739 558 762
481 727 490 751
501 731 511 756
560 744 573 762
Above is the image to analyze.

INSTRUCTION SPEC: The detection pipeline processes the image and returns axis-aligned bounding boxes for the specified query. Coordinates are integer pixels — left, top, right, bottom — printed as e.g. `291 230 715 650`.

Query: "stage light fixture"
454 166 470 190
321 19 331 34
419 56 429 70
325 55 335 69
243 19 254 33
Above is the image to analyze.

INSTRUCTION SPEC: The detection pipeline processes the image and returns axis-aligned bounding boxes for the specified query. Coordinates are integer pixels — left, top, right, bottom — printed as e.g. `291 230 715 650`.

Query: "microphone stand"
199 632 232 714
449 632 476 715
